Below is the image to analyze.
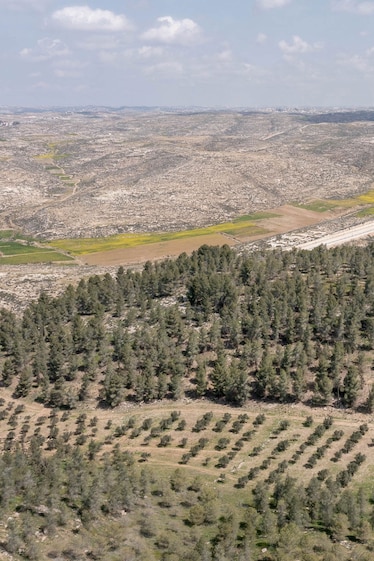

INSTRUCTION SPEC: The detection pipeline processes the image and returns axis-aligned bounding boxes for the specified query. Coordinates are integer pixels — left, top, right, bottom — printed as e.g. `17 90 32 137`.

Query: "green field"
0 230 16 240
0 235 74 264
292 199 354 212
357 206 374 217
0 252 74 265
232 211 280 222
49 214 273 256
293 187 374 214
357 189 374 204
0 242 57 256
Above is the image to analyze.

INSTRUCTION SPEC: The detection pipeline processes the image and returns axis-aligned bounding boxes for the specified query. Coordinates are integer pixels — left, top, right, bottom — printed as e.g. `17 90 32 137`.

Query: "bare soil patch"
82 233 237 265
258 204 337 231
82 205 343 266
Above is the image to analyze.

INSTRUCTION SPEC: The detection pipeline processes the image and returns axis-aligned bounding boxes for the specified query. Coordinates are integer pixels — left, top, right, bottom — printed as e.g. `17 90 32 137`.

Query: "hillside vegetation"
1 244 374 559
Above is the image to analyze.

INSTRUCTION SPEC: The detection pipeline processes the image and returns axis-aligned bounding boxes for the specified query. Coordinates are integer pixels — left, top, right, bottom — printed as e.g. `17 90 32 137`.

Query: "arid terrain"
1 107 374 309
1 108 374 239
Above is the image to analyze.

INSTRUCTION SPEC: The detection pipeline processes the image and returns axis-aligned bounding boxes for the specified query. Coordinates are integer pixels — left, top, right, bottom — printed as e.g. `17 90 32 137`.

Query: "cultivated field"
1 389 373 560
1 386 372 498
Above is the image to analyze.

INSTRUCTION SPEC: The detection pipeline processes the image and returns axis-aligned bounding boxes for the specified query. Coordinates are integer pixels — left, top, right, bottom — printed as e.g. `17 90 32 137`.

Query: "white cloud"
141 16 201 45
339 53 373 73
242 63 268 79
339 47 374 74
332 0 374 14
105 45 164 63
53 58 86 77
54 68 80 78
257 0 292 8
217 49 232 62
144 61 183 76
51 6 133 32
256 33 268 44
76 36 123 51
279 35 322 55
138 46 164 58
97 51 119 65
88 44 164 66
20 38 70 62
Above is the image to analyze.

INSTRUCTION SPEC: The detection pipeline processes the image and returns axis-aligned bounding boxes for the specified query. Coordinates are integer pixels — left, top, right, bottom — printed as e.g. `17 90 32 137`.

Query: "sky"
2 0 374 108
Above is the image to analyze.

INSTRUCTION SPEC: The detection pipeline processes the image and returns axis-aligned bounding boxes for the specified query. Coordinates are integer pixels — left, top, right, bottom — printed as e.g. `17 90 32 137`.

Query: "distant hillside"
1 109 373 240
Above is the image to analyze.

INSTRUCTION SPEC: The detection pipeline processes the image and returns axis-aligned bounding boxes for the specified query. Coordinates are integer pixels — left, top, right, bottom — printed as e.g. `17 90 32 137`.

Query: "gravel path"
296 219 374 249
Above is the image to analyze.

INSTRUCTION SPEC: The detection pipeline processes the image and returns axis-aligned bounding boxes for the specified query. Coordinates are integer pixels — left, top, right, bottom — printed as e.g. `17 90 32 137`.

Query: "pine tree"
210 349 228 398
195 360 207 397
314 349 333 405
253 353 273 399
14 366 32 398
277 368 289 402
225 361 249 406
342 365 360 408
2 357 17 387
365 383 374 413
102 365 124 407
32 337 48 386
292 366 306 401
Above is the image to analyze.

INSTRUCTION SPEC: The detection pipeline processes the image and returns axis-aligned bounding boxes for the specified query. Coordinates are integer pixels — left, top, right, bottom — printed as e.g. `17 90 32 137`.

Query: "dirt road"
296 219 374 249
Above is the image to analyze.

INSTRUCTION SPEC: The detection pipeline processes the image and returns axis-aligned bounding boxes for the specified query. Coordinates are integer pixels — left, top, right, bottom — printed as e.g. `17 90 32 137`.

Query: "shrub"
253 414 266 426
260 458 271 470
216 455 230 468
250 446 262 457
130 427 141 439
215 437 230 450
170 410 181 422
198 438 209 449
213 420 225 433
317 469 329 481
359 423 369 435
323 416 333 429
332 430 344 441
242 430 255 441
176 419 186 431
158 435 172 447
230 420 242 433
233 439 244 451
193 412 213 432
248 467 259 480
236 475 249 488
142 418 153 430
180 453 191 464
272 440 290 454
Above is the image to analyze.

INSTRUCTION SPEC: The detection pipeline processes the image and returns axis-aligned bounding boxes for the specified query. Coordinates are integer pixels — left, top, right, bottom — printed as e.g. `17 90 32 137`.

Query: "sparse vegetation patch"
49 219 267 255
